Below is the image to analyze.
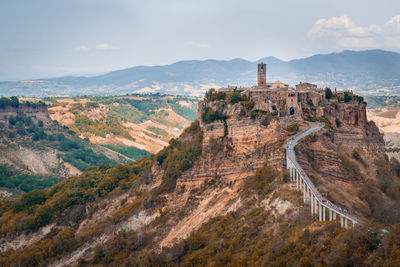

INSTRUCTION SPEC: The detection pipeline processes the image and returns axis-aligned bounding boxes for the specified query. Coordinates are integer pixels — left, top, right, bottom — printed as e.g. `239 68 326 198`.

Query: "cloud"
308 14 400 50
74 45 90 52
96 43 117 50
186 41 211 49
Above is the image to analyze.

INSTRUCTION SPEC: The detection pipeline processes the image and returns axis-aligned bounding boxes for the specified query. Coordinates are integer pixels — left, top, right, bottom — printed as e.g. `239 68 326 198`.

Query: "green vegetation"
0 228 78 266
344 92 352 102
356 95 364 103
201 107 227 124
155 120 203 193
0 165 57 192
109 104 148 124
75 162 400 267
45 95 199 144
335 118 341 127
205 88 226 102
365 95 400 109
169 101 197 121
71 114 133 140
0 96 19 108
147 126 169 136
325 87 333 100
287 123 299 134
0 157 152 236
59 146 116 171
102 145 150 160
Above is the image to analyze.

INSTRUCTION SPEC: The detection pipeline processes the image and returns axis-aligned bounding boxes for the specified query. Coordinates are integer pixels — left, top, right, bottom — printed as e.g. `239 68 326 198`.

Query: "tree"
344 93 352 102
325 87 333 100
10 96 19 107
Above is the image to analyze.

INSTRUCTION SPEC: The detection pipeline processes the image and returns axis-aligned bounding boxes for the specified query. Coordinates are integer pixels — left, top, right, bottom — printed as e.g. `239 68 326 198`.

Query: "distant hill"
2 49 400 96
43 94 199 154
0 97 131 196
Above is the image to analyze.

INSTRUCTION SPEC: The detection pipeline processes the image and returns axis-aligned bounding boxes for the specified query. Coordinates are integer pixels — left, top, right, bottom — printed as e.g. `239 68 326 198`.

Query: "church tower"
257 62 266 86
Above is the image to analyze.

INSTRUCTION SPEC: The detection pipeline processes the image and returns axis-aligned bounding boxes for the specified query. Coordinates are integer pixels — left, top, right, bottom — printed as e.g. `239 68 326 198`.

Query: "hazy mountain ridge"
2 50 400 96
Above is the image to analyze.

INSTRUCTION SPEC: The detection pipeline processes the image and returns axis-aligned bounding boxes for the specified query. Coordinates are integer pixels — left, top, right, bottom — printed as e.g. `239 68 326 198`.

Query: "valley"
0 81 399 266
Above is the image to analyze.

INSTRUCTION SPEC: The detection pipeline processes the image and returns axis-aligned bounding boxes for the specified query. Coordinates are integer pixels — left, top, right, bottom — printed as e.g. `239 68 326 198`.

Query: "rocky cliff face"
0 103 129 185
296 100 388 220
177 100 289 188
323 101 368 127
0 93 396 266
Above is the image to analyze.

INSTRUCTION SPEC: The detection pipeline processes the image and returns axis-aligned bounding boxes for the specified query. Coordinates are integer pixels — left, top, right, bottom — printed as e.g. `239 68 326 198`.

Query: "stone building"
218 63 333 118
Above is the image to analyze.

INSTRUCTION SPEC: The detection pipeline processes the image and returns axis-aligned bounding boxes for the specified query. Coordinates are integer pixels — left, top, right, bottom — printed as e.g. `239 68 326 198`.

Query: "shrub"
325 87 333 100
8 116 17 125
356 95 364 103
32 128 47 141
0 96 19 108
205 89 226 102
201 107 227 124
241 100 255 110
287 123 299 133
154 121 203 193
344 93 352 102
335 118 341 128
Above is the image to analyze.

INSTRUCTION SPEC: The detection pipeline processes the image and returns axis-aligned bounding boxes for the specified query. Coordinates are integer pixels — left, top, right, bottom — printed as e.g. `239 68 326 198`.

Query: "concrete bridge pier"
322 206 326 221
314 197 318 219
318 202 322 221
310 193 314 216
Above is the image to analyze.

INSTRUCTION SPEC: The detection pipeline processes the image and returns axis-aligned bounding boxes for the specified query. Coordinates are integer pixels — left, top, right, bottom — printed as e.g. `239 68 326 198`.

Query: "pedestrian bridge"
286 123 360 228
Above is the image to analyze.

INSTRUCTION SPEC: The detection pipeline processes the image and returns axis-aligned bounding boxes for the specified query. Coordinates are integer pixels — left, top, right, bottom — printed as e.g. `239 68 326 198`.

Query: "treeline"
5 113 116 171
102 145 150 160
0 165 57 193
0 96 46 109
0 120 205 266
0 96 19 108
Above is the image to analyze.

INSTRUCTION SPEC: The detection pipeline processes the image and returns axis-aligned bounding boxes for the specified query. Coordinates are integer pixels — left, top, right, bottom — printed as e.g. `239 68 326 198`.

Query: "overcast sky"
1 0 400 80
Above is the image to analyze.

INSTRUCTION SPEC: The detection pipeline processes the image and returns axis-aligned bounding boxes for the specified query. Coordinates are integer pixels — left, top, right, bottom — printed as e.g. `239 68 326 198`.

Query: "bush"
335 118 341 128
0 96 19 108
344 93 352 102
201 107 227 124
103 145 150 160
32 128 47 141
287 123 299 133
8 116 17 125
241 100 255 110
325 87 333 100
154 121 203 193
205 89 226 102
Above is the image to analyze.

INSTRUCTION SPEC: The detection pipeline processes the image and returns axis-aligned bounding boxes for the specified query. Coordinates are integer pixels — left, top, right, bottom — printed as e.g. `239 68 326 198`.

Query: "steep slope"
0 91 399 266
1 50 400 96
365 96 400 161
44 95 199 154
0 97 129 197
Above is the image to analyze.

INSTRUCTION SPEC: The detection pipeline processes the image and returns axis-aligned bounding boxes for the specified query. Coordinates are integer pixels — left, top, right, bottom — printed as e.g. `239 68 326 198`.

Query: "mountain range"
1 49 400 96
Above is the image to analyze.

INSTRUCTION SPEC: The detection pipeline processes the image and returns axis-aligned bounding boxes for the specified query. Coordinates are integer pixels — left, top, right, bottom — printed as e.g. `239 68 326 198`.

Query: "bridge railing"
286 123 360 226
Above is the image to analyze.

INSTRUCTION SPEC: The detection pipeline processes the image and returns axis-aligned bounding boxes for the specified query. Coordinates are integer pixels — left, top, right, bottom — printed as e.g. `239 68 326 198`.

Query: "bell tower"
258 62 266 86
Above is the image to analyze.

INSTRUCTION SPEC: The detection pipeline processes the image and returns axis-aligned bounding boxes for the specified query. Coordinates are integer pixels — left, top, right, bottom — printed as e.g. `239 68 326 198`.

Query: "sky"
1 0 400 80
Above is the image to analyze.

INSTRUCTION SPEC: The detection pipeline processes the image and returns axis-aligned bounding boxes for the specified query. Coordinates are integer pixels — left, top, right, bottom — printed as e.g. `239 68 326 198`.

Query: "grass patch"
102 145 151 160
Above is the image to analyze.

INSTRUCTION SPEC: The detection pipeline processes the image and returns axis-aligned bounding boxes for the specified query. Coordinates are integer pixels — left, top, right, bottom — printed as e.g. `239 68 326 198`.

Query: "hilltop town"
219 62 363 121
0 64 399 266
